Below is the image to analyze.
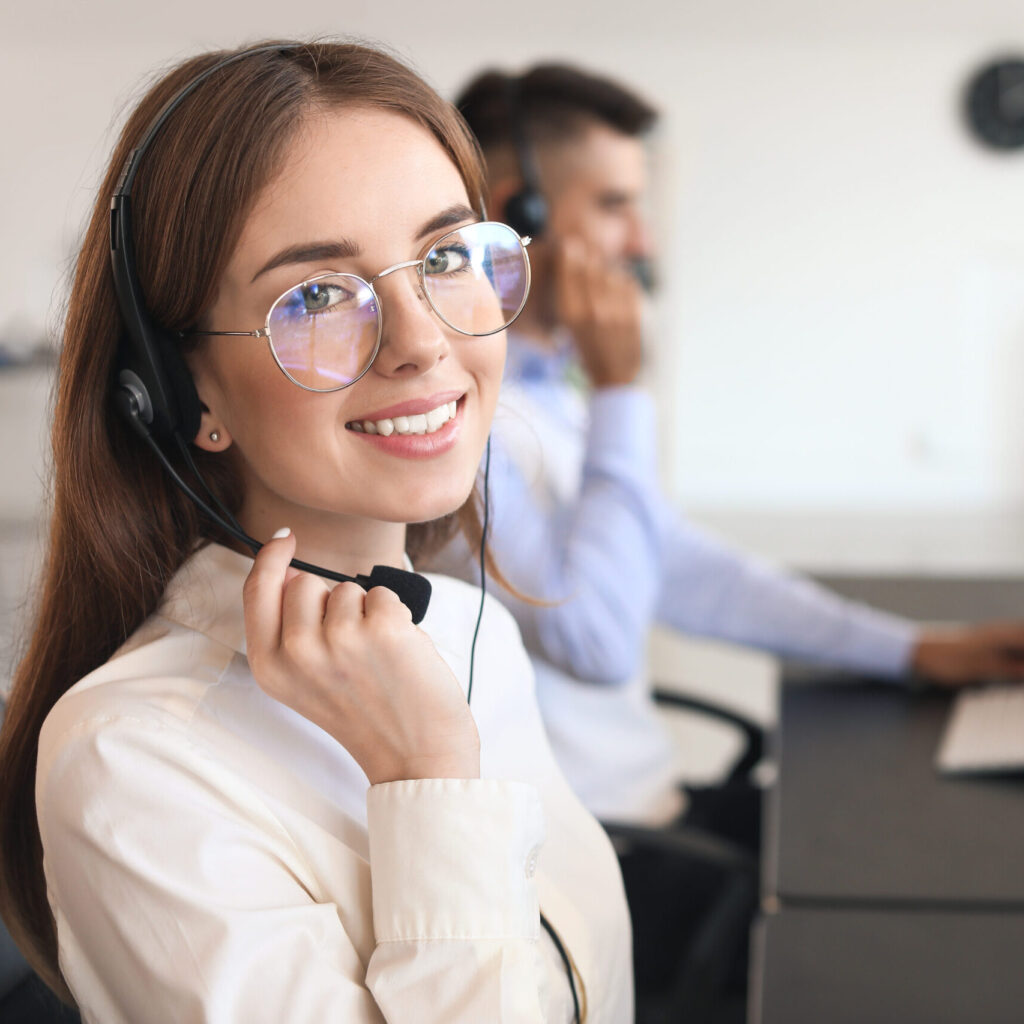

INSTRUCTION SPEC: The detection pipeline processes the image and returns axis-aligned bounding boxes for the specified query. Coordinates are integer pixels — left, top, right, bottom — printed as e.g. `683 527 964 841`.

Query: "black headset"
501 76 549 240
109 43 431 623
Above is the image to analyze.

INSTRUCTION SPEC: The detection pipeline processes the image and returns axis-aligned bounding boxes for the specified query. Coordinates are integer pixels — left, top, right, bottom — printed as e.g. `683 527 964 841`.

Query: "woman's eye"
424 244 471 276
300 282 346 312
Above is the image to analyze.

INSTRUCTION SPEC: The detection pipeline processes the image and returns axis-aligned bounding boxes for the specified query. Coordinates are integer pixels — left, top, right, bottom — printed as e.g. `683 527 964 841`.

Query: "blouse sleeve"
37 712 553 1023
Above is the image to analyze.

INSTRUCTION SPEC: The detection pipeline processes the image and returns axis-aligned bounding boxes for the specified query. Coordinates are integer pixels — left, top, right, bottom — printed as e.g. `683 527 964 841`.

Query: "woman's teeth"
350 400 458 437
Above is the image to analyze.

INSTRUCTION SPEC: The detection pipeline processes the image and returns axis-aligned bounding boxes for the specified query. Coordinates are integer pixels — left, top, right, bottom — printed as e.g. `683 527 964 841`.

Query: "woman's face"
188 107 505 548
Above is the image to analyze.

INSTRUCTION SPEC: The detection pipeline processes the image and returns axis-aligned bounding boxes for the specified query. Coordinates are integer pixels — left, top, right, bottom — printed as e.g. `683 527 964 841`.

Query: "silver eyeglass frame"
184 221 532 393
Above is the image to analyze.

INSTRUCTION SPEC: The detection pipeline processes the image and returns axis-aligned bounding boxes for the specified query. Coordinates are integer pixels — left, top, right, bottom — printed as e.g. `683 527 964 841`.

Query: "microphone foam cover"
364 565 432 624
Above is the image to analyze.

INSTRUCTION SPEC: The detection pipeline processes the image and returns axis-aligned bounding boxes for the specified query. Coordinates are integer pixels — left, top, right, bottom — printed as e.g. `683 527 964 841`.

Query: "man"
429 62 1024 1010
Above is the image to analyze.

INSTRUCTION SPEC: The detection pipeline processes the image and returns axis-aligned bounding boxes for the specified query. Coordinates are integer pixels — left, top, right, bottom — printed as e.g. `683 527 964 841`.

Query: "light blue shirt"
431 334 917 822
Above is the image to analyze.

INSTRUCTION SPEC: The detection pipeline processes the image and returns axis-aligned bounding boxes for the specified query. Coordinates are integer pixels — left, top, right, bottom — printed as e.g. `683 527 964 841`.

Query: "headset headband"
116 42 292 202
500 74 548 239
109 43 293 441
503 75 543 197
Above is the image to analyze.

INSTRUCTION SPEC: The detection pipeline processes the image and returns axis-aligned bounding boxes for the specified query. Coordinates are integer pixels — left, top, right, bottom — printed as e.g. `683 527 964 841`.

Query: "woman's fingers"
363 584 413 621
323 580 370 639
280 572 331 655
242 529 297 665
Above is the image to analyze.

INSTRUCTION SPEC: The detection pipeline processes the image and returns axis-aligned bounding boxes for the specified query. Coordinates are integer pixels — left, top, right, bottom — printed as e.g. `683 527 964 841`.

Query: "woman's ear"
183 352 233 453
192 404 233 453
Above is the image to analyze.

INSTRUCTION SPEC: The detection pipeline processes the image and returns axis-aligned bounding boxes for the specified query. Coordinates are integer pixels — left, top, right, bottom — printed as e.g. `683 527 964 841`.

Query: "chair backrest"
0 915 32 1004
0 698 34 1003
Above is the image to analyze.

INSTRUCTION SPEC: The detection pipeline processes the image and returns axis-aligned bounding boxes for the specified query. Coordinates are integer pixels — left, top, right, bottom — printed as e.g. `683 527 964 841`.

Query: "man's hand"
911 623 1024 686
554 237 644 388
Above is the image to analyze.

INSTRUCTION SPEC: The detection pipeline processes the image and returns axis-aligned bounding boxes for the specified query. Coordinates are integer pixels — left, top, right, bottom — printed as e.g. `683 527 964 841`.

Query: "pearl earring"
209 431 220 443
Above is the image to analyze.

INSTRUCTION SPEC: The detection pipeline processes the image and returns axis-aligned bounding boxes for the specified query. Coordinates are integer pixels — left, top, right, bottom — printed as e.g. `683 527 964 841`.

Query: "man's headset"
500 76 549 240
108 42 431 623
499 72 655 295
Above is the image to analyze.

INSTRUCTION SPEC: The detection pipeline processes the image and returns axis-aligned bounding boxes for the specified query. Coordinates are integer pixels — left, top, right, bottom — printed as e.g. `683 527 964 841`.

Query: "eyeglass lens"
266 222 528 392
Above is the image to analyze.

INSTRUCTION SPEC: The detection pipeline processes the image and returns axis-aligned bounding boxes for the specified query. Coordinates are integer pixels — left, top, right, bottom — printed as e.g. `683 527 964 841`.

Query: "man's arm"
654 513 1024 684
654 513 917 677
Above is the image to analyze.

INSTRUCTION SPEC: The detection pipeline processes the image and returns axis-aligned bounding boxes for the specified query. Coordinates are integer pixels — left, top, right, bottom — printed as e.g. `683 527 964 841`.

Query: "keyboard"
936 684 1024 774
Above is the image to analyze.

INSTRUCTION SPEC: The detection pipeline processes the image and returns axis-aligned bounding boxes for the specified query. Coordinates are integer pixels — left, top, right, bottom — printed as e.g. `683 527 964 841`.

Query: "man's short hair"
456 64 658 152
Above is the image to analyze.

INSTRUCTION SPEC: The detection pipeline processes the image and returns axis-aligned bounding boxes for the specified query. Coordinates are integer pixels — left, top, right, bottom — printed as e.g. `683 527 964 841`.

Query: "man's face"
541 122 650 268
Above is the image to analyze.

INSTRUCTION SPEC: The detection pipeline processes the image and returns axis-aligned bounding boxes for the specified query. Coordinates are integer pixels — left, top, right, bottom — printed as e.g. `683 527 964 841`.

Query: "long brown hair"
0 40 499 1001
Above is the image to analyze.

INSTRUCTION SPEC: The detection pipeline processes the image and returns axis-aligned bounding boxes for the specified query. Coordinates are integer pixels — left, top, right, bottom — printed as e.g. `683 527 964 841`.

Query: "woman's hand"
243 531 480 784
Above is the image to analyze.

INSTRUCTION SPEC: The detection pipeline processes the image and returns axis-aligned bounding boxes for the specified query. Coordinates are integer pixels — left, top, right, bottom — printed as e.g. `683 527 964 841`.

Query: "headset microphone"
629 256 656 294
108 43 432 623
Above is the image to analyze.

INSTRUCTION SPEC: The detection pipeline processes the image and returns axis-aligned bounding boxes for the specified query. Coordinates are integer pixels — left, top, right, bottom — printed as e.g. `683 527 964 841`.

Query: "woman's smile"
346 392 465 457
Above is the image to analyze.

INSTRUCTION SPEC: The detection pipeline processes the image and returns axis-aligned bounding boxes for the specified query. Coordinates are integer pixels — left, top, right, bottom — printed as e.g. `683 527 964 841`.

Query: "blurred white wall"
661 33 1024 516
3 0 1024 533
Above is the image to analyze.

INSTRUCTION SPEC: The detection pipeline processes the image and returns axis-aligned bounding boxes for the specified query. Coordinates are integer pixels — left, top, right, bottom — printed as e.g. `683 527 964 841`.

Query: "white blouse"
36 543 632 1023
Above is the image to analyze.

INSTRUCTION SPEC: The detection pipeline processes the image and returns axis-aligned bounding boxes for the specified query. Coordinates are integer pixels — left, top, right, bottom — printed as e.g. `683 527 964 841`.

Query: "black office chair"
0 954 80 1024
604 688 765 1024
652 687 765 785
0 699 81 1024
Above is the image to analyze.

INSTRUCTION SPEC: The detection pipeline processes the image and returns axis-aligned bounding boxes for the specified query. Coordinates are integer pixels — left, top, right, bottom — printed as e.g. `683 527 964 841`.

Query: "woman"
0 41 631 1022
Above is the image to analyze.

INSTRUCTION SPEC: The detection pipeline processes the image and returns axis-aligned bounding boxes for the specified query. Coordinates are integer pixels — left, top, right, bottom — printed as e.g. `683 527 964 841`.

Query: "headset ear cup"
114 329 201 442
503 187 548 239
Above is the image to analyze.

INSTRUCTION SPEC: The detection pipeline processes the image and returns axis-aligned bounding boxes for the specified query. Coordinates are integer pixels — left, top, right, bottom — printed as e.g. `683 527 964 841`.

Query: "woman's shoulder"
39 613 237 781
42 541 253 743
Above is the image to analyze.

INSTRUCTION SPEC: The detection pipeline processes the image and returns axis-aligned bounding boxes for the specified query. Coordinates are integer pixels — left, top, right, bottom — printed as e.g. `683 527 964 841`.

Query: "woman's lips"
346 397 464 458
347 389 464 425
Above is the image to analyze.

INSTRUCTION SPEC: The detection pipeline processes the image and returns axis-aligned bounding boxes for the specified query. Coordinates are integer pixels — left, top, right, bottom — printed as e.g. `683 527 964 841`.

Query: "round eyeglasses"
187 221 531 392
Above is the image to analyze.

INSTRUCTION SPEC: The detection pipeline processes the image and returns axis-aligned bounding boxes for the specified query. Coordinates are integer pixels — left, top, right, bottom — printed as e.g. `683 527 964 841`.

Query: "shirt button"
525 845 540 878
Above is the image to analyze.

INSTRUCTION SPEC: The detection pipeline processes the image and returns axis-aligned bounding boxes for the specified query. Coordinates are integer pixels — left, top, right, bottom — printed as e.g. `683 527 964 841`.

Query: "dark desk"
755 676 1024 1023
766 680 1024 906
754 905 1024 1024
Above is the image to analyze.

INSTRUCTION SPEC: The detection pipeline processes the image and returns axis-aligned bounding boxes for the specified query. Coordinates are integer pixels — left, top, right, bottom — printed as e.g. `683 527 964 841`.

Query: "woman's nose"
372 270 449 378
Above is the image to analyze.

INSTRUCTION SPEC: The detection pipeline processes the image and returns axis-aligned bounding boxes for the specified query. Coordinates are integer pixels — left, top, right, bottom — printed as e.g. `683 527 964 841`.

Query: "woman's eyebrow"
415 204 480 241
250 239 360 283
249 204 479 284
